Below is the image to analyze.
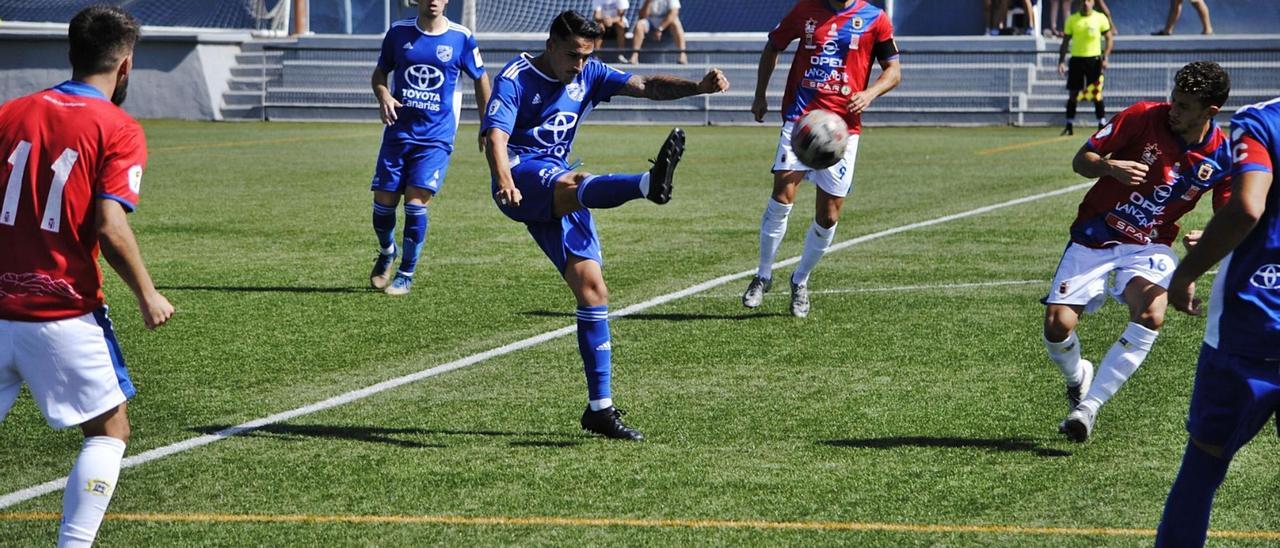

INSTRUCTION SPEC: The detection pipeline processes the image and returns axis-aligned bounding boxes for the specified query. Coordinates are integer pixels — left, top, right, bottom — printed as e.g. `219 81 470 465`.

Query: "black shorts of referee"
1066 56 1104 92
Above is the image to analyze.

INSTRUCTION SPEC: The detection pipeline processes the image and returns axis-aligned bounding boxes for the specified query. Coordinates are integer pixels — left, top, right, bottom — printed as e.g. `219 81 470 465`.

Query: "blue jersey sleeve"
377 30 397 74
462 34 485 80
1231 106 1277 176
588 60 633 105
481 75 519 135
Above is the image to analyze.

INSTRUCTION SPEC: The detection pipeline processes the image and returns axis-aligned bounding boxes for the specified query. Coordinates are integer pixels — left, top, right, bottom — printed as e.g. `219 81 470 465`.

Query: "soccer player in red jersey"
742 0 901 318
1041 62 1232 443
0 6 172 545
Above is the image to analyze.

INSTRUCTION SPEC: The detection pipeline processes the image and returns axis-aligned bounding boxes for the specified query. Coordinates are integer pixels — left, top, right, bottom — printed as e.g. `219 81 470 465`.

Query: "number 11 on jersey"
1 140 79 232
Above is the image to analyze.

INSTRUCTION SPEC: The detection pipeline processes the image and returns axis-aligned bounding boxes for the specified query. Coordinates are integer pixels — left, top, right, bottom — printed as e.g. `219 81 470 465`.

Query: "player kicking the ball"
742 0 900 317
1042 61 1232 442
482 10 728 439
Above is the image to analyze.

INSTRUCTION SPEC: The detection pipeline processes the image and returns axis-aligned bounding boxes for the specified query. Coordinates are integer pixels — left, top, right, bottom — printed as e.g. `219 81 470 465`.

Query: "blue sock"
372 202 397 253
398 203 428 275
577 173 646 209
1155 441 1230 547
576 305 612 402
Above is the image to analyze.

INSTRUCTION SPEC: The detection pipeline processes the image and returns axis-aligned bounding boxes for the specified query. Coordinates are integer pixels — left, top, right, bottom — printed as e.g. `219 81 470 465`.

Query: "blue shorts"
493 155 602 273
371 142 450 194
1185 343 1280 459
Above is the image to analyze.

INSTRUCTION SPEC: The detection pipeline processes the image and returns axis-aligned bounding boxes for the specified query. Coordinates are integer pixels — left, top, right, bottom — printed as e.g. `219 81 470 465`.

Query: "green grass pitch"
1 121 1277 546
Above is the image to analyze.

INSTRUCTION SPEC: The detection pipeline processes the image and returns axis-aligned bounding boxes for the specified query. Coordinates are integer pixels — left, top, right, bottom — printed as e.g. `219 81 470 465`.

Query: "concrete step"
223 90 267 107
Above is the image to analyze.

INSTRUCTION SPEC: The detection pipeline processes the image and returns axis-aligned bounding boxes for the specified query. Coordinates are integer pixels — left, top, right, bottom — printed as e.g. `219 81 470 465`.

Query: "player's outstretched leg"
370 201 398 289
573 128 683 211
646 128 685 204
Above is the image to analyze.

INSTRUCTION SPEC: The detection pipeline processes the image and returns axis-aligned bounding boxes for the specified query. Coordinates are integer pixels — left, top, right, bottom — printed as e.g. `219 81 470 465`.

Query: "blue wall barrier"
1 0 1274 35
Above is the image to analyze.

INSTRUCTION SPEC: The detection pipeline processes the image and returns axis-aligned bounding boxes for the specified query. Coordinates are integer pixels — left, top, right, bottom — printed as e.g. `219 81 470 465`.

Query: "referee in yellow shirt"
1057 0 1113 135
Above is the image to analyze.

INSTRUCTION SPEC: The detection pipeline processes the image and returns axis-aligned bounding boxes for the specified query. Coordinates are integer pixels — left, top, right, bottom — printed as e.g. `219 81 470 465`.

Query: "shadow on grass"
821 436 1072 458
519 310 788 321
158 285 372 294
192 424 583 448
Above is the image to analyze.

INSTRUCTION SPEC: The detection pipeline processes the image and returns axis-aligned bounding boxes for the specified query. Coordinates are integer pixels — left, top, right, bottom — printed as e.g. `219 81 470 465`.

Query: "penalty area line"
0 181 1093 511
1 511 1279 540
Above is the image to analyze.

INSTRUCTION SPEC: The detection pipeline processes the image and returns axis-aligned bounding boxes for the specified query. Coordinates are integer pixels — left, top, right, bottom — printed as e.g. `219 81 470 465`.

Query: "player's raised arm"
96 199 173 329
751 43 782 123
616 69 728 101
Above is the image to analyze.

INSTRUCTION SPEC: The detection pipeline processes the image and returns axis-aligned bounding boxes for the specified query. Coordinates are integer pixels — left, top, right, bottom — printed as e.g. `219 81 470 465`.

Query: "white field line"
0 181 1093 510
693 279 1046 298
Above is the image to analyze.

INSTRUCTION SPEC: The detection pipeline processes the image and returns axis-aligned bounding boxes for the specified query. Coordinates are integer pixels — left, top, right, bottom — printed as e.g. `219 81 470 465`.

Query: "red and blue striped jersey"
768 0 897 134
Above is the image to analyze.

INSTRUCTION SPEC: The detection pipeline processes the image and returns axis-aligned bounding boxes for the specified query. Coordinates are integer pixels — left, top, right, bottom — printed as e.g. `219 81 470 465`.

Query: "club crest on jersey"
565 82 586 102
803 18 817 49
852 16 865 30
1251 264 1280 290
1142 143 1161 165
436 45 453 62
1197 162 1215 181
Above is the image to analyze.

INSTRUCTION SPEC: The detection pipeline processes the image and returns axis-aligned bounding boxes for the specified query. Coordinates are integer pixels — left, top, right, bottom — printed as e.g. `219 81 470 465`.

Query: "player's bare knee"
1043 308 1076 341
81 404 130 443
1135 307 1165 330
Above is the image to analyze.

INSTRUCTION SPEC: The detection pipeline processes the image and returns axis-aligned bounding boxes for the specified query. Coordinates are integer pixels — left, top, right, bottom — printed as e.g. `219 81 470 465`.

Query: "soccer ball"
790 109 849 170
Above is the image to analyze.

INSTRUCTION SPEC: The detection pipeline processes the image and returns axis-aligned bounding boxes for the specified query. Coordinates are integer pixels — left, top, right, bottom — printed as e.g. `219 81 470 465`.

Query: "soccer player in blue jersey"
482 10 728 439
368 0 491 295
1156 96 1280 547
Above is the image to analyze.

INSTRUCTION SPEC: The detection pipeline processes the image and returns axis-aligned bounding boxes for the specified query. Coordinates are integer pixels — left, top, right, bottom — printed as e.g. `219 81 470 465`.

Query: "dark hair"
548 10 602 41
1174 61 1230 108
69 5 141 75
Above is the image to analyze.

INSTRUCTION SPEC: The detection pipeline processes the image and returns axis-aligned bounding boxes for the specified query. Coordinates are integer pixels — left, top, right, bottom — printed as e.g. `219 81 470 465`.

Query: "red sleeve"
1234 134 1274 175
767 1 807 50
97 121 146 212
1087 103 1147 156
874 11 895 43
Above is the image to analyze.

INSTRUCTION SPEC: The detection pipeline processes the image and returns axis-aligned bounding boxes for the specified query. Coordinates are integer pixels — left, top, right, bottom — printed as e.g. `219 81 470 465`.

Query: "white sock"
756 198 793 280
1044 331 1084 386
58 436 126 548
638 172 650 197
1082 322 1159 411
791 221 837 286
589 398 613 411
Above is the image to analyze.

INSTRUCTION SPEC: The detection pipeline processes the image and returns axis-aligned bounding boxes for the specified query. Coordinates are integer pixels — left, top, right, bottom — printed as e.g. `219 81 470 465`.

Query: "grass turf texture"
1 122 1277 546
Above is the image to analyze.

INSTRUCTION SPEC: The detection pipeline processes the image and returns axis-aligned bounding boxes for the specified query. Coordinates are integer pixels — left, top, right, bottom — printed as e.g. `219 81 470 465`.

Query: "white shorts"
773 121 861 198
1043 242 1178 313
0 308 135 429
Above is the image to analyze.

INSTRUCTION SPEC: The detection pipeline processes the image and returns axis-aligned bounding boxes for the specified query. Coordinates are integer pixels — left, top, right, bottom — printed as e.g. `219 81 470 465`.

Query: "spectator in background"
984 0 1037 36
591 0 630 62
627 0 687 64
1154 0 1214 35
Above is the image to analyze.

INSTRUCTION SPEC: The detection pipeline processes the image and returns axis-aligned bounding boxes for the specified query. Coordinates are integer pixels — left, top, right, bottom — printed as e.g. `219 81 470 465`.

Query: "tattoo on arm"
620 74 701 101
